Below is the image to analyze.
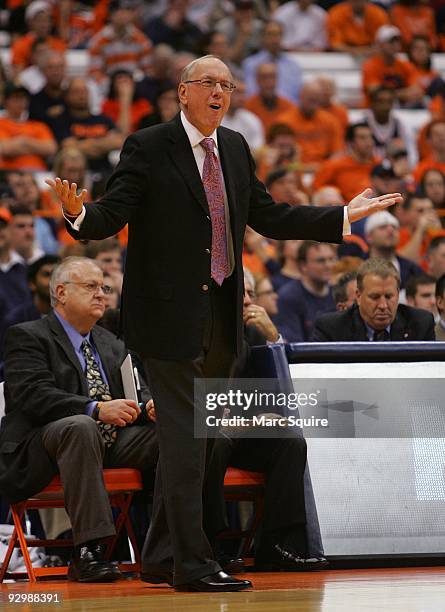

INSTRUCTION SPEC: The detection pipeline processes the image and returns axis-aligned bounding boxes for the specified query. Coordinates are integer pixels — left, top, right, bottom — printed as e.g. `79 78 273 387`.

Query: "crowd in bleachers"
1 0 445 358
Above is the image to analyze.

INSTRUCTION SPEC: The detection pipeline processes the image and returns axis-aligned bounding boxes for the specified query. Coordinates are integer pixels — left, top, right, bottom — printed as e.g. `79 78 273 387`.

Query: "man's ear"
178 83 187 106
55 283 66 305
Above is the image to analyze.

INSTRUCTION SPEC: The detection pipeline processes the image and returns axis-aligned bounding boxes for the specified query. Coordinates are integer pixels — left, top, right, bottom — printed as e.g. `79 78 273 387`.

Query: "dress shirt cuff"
267 334 284 345
86 401 98 418
342 207 351 236
63 206 86 231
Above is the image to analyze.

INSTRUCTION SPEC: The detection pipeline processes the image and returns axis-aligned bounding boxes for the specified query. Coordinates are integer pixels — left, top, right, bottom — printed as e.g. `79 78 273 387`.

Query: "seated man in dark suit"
204 270 327 571
0 257 158 582
312 258 435 342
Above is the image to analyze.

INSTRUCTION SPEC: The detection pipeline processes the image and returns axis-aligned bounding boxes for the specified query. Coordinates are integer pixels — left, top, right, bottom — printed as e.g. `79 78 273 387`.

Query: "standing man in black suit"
0 257 158 582
312 259 435 341
46 55 402 592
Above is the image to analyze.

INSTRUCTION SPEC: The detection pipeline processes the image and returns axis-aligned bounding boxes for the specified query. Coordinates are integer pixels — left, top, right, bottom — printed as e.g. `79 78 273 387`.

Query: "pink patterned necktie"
200 137 229 286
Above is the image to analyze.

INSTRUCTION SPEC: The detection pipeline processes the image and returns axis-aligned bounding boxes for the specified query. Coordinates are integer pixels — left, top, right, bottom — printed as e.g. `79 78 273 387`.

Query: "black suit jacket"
69 114 344 359
312 303 435 342
0 311 153 503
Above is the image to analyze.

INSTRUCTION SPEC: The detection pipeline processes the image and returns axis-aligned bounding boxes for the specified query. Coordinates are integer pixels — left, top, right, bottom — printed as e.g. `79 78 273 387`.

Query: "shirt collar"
180 110 219 151
0 250 24 273
53 309 92 353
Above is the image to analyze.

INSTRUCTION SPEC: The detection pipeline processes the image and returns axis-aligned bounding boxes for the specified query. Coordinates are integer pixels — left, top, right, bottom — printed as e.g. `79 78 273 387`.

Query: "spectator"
10 0 66 77
315 76 349 135
0 255 61 366
327 0 388 56
242 268 281 343
364 210 423 289
135 43 176 105
254 275 279 320
363 87 411 161
408 36 444 98
243 226 277 278
256 124 304 184
0 208 29 324
291 80 344 171
85 237 123 296
273 0 327 52
397 194 442 264
425 236 445 279
17 37 49 95
144 0 202 53
312 186 345 207
221 79 265 152
244 63 298 136
371 159 405 199
332 270 357 311
49 77 124 184
271 240 302 290
362 25 423 108
331 256 364 283
215 0 263 65
276 240 337 342
405 273 438 319
28 52 67 125
434 273 445 339
312 258 435 341
242 20 303 104
390 0 436 50
102 70 152 136
88 0 152 81
199 30 242 80
414 120 445 184
266 168 308 206
6 172 60 255
312 122 378 202
420 168 445 212
9 205 45 265
137 82 179 130
0 82 57 172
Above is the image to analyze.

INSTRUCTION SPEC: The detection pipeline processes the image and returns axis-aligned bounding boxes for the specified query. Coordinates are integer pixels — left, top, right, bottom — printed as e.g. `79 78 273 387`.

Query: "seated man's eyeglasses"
63 281 114 295
184 79 236 92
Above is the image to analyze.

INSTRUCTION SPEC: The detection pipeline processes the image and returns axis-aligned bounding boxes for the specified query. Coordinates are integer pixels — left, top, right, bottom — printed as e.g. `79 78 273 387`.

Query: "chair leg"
240 494 265 558
105 493 134 561
0 511 20 583
122 503 141 565
11 504 37 582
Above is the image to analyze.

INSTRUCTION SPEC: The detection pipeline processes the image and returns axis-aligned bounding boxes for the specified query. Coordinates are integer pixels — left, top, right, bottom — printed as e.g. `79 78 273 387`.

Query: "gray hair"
180 55 230 83
50 256 101 307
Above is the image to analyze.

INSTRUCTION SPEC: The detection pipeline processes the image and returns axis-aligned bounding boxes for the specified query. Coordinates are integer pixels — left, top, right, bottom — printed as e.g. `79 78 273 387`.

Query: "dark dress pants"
41 415 158 546
141 277 237 585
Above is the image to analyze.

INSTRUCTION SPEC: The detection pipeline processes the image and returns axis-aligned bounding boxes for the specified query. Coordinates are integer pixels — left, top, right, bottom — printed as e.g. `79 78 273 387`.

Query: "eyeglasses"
256 289 276 297
63 281 114 295
184 78 236 92
246 290 256 299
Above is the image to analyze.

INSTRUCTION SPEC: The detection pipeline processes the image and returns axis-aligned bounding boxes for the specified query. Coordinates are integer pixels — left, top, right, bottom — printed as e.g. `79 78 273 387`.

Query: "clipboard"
120 354 139 403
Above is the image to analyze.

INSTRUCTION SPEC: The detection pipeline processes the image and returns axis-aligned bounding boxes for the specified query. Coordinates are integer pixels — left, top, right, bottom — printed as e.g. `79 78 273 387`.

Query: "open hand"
347 188 403 224
45 177 88 216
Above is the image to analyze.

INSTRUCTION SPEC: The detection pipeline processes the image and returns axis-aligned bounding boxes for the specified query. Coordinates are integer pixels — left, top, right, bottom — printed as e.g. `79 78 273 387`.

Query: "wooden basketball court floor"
1 567 445 611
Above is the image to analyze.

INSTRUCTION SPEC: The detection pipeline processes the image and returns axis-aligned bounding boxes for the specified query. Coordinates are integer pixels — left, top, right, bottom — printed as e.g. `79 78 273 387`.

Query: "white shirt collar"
180 110 219 151
0 250 25 273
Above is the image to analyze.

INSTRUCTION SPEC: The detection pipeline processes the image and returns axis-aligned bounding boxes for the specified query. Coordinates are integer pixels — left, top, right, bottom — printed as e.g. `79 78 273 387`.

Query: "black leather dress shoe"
256 545 328 572
175 571 252 592
68 543 121 582
140 568 173 585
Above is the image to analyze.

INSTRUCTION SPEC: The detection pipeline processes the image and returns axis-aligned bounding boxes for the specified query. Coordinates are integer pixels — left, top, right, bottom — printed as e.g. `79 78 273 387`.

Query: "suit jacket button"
205 248 210 253
202 284 209 292
206 215 210 220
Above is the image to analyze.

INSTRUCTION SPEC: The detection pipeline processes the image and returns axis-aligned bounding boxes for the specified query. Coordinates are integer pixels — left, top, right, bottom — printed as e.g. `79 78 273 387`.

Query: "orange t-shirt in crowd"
0 118 56 171
289 108 344 164
102 98 153 133
412 65 440 92
327 2 389 49
398 226 445 260
11 34 67 68
413 158 445 184
390 4 436 49
312 154 379 201
244 95 298 136
362 54 418 104
323 103 349 134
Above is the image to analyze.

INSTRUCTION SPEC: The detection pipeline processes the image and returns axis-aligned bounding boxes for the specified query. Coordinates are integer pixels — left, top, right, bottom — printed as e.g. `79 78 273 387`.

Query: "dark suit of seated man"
312 258 435 342
203 271 327 572
0 256 158 582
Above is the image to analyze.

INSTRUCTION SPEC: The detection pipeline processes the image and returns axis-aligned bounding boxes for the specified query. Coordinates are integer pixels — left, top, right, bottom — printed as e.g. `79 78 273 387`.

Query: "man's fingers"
116 418 127 427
